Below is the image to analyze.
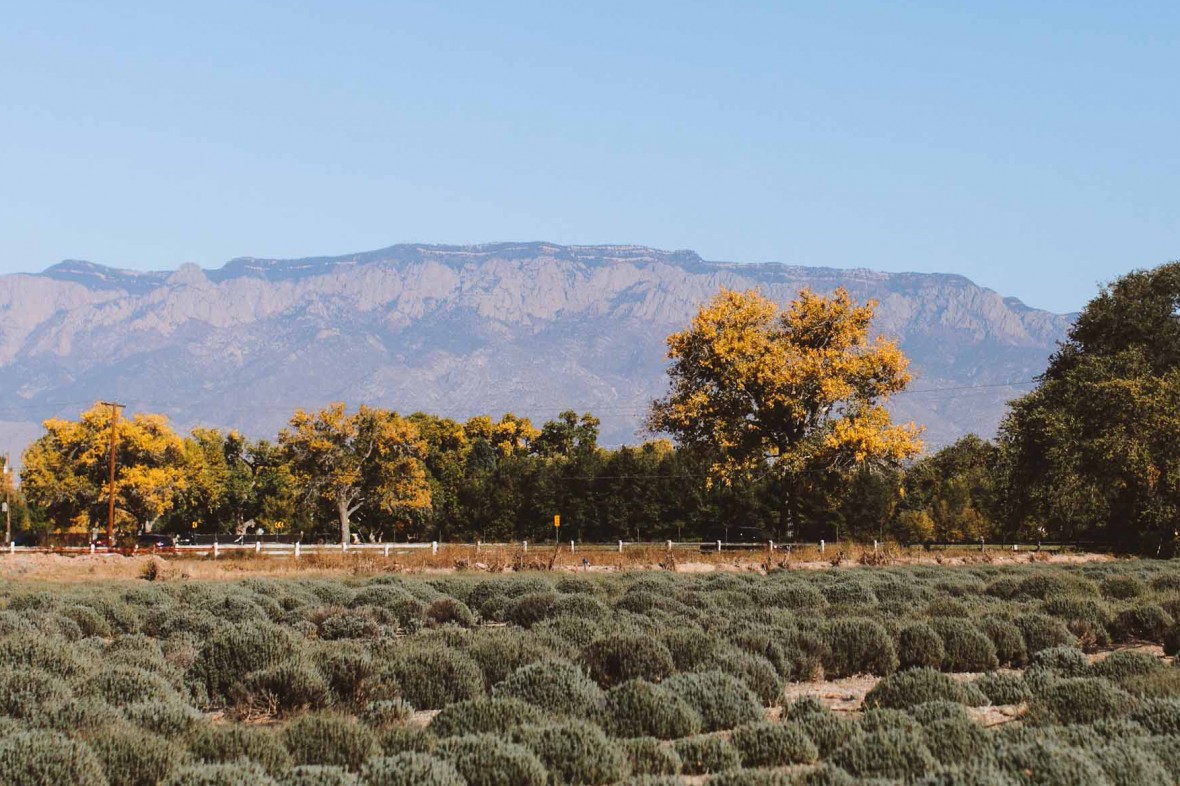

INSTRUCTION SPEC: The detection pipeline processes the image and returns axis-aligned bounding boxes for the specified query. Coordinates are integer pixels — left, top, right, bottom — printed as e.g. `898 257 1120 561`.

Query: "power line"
894 380 1037 395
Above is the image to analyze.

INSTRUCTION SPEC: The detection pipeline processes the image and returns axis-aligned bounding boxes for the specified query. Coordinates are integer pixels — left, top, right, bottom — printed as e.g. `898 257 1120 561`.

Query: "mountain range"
0 242 1074 457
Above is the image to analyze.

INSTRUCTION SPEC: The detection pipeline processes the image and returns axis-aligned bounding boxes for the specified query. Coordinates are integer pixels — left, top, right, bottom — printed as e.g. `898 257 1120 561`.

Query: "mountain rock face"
0 243 1073 455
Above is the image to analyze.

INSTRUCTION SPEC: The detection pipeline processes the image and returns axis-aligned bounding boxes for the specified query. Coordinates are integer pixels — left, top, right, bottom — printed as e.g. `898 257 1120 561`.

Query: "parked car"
136 533 176 551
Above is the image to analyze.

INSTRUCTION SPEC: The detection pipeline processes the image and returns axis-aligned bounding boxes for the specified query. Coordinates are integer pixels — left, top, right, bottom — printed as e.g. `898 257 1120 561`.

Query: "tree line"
15 262 1180 554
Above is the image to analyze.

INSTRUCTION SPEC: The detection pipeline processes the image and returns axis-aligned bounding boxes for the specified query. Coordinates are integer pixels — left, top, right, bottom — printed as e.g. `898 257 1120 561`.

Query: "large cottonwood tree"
279 404 431 543
22 403 189 534
648 287 922 538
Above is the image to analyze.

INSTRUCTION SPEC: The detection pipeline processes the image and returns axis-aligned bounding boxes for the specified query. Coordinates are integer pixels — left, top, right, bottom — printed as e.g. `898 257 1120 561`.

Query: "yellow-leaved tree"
21 403 189 536
647 287 923 539
279 404 431 543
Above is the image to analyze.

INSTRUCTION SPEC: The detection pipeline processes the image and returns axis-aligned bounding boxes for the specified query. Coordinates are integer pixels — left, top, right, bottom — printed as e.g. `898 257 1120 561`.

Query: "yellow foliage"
648 287 922 485
279 403 432 542
21 403 188 532
464 413 538 457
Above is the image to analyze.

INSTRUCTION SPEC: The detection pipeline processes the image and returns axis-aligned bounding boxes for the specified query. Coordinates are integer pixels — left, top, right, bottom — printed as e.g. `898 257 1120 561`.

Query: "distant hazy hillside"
0 242 1072 454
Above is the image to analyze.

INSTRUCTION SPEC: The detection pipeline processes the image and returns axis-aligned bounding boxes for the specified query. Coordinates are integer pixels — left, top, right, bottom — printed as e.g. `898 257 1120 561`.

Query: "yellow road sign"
554 515 561 528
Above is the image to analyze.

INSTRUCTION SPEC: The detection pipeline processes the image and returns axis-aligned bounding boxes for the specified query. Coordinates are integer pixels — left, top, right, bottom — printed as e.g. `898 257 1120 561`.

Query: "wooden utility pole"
3 456 10 546
99 402 124 548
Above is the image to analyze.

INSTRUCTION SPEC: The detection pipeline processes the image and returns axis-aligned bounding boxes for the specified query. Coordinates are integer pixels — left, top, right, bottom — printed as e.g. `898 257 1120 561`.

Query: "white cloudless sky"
0 1 1176 312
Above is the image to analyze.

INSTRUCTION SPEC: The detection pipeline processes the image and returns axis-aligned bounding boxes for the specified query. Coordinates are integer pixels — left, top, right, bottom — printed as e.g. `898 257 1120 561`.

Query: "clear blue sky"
1 1 1176 313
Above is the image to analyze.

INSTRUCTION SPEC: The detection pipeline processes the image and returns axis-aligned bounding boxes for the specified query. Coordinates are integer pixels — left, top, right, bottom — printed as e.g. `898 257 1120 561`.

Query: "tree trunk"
336 496 352 544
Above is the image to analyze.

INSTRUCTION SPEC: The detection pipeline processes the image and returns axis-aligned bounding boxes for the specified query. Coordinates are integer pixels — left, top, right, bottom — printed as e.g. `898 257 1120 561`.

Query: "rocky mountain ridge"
0 242 1074 454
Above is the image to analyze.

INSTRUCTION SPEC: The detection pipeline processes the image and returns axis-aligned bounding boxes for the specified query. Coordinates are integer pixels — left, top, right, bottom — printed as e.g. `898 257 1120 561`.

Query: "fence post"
820 539 825 554
476 540 481 553
8 542 14 555
618 540 623 553
980 537 986 552
90 543 96 555
294 541 301 559
716 540 722 553
570 540 575 553
342 541 348 553
769 540 774 553
523 540 528 554
383 544 390 557
667 540 673 552
873 540 878 553
432 541 438 555
213 542 220 559
255 541 262 554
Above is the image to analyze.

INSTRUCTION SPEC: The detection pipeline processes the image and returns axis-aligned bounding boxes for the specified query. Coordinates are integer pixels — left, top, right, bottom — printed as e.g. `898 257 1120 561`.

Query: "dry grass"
0 541 1114 583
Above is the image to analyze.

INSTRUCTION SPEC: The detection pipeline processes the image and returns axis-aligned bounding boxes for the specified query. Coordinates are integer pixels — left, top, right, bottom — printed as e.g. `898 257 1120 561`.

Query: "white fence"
1 537 1058 559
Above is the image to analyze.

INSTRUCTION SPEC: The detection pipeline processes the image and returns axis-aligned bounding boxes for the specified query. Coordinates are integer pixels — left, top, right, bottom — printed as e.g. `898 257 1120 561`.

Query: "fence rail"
0 538 1083 559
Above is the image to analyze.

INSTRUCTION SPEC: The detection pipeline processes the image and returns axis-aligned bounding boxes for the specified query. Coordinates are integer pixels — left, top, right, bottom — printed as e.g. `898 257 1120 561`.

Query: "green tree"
900 435 998 543
999 262 1180 554
170 430 299 537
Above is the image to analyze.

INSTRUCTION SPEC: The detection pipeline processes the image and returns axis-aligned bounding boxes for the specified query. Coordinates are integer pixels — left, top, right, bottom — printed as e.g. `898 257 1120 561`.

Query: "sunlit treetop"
648 287 922 484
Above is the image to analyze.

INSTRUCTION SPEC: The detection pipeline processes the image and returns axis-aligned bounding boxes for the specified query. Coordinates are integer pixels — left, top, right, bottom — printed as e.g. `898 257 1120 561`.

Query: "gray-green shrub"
581 634 675 688
435 734 549 786
428 697 546 737
673 735 741 775
662 671 762 732
863 667 987 709
897 623 945 670
188 622 298 705
187 724 293 776
280 766 360 786
604 679 701 739
492 660 605 719
974 672 1031 705
377 645 483 710
829 725 935 780
510 720 629 785
822 619 897 678
282 714 379 770
360 753 464 786
0 730 109 786
622 738 681 776
929 619 999 672
88 726 184 786
1028 677 1136 725
163 761 281 786
729 721 818 767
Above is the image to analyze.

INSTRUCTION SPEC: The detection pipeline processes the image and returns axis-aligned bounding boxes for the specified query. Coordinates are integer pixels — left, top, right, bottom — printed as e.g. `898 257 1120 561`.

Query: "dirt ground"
0 548 1116 583
779 643 1168 728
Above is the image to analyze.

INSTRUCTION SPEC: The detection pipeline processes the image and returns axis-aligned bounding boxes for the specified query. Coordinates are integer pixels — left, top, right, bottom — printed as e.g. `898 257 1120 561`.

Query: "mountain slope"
0 243 1073 453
